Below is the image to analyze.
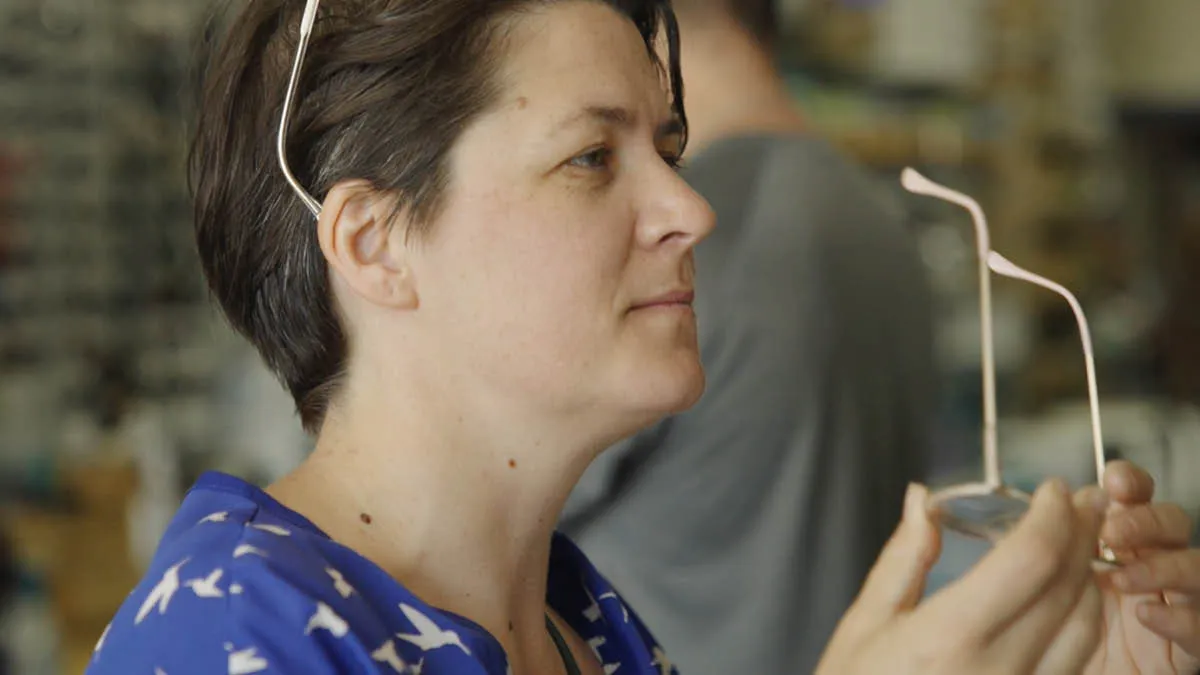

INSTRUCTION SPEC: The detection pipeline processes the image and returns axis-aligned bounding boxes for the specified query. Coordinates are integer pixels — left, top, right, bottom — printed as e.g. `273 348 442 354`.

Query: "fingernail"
1073 486 1108 516
1136 600 1164 624
1112 571 1131 590
1050 478 1071 498
1114 564 1149 590
904 483 927 520
1112 470 1132 495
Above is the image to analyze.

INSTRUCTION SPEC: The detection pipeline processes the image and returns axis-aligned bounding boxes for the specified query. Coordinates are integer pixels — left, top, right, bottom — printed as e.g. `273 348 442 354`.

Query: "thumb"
849 484 941 625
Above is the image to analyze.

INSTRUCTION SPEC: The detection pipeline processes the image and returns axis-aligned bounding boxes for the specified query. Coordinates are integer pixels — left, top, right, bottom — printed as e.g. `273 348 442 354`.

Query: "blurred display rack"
0 0 221 471
0 3 233 671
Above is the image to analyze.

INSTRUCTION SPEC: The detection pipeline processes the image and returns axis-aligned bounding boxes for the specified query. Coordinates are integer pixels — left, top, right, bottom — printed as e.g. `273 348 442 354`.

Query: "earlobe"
317 181 419 310
383 259 419 309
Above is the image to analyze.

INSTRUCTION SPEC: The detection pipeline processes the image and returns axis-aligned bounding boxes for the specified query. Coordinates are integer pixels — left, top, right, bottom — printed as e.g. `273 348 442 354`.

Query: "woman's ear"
316 181 418 310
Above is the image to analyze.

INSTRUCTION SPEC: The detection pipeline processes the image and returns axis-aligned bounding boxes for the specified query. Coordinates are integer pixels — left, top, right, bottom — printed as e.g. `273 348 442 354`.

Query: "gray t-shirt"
561 134 936 675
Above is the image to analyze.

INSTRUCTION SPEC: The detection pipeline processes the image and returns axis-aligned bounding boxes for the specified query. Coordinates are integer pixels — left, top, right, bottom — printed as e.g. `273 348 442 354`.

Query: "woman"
88 0 1200 673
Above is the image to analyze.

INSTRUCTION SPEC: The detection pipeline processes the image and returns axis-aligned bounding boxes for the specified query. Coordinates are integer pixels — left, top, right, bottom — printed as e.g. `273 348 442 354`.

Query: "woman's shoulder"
86 472 514 674
84 475 363 673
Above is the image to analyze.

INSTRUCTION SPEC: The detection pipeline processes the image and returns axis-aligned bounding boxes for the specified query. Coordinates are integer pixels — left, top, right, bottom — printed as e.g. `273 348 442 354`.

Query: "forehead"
496 2 672 123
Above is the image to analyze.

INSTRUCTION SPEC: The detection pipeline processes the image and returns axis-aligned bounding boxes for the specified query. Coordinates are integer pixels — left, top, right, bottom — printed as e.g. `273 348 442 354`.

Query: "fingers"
826 483 940 660
1104 460 1155 505
982 486 1108 671
1135 600 1200 659
925 480 1105 638
850 484 941 623
1113 550 1200 595
1031 581 1104 675
1102 502 1193 551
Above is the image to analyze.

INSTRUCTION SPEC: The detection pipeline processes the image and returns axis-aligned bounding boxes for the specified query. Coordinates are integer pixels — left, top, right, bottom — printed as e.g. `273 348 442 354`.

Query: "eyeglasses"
901 168 1119 568
277 0 323 218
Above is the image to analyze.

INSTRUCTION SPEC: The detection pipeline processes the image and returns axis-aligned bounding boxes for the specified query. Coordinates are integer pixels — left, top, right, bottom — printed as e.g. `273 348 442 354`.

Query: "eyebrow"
555 105 683 139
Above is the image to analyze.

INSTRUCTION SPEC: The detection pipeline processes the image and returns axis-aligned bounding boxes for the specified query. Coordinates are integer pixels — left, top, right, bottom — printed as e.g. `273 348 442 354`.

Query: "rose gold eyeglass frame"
278 0 324 218
901 168 1119 568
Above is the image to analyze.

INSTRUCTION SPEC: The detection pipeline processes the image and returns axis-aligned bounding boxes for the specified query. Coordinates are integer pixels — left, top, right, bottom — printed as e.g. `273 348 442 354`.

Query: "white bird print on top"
305 601 349 637
228 646 269 674
135 557 190 624
94 622 111 653
233 544 268 559
371 639 408 672
198 511 229 525
588 635 607 654
326 567 356 598
396 603 471 655
582 586 602 623
248 523 291 536
587 637 622 674
598 591 630 623
184 568 225 598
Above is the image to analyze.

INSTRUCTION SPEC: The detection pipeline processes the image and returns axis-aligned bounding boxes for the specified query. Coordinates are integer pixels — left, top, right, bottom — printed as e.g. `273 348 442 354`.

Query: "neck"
676 15 805 155
267 362 602 672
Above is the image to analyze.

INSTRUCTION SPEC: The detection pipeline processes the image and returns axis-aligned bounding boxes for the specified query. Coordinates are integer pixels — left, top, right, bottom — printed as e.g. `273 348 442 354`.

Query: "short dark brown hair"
189 0 685 433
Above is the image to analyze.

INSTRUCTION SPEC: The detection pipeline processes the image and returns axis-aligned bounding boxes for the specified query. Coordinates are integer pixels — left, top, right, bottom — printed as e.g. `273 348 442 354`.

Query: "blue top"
86 472 680 675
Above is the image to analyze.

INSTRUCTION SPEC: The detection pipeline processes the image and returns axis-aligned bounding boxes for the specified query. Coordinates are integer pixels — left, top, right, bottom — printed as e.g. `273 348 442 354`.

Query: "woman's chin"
671 366 706 412
621 359 706 420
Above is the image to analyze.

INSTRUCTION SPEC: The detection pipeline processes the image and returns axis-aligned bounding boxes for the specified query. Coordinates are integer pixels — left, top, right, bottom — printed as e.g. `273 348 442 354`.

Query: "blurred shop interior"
3 0 1200 672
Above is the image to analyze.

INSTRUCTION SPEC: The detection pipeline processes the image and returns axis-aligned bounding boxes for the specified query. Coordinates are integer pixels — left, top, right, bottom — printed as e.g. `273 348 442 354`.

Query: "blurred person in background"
560 1 938 673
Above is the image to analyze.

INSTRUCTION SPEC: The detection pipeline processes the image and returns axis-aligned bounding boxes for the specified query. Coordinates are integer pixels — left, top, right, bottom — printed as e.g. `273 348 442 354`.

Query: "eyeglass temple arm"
987 251 1107 485
901 168 1000 487
277 0 323 217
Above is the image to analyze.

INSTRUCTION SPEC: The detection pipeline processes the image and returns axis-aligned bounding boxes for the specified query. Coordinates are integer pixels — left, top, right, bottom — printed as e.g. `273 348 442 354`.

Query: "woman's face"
409 1 714 435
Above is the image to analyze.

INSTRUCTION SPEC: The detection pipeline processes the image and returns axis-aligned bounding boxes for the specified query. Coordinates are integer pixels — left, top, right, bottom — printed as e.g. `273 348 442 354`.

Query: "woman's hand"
816 479 1107 675
1076 460 1200 674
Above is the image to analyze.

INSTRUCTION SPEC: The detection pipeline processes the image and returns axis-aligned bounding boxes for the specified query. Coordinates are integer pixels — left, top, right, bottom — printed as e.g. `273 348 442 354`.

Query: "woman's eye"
661 153 685 171
569 147 613 170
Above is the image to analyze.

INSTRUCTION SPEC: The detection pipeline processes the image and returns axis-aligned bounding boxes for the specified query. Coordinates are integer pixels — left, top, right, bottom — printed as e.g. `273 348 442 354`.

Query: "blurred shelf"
826 127 993 169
